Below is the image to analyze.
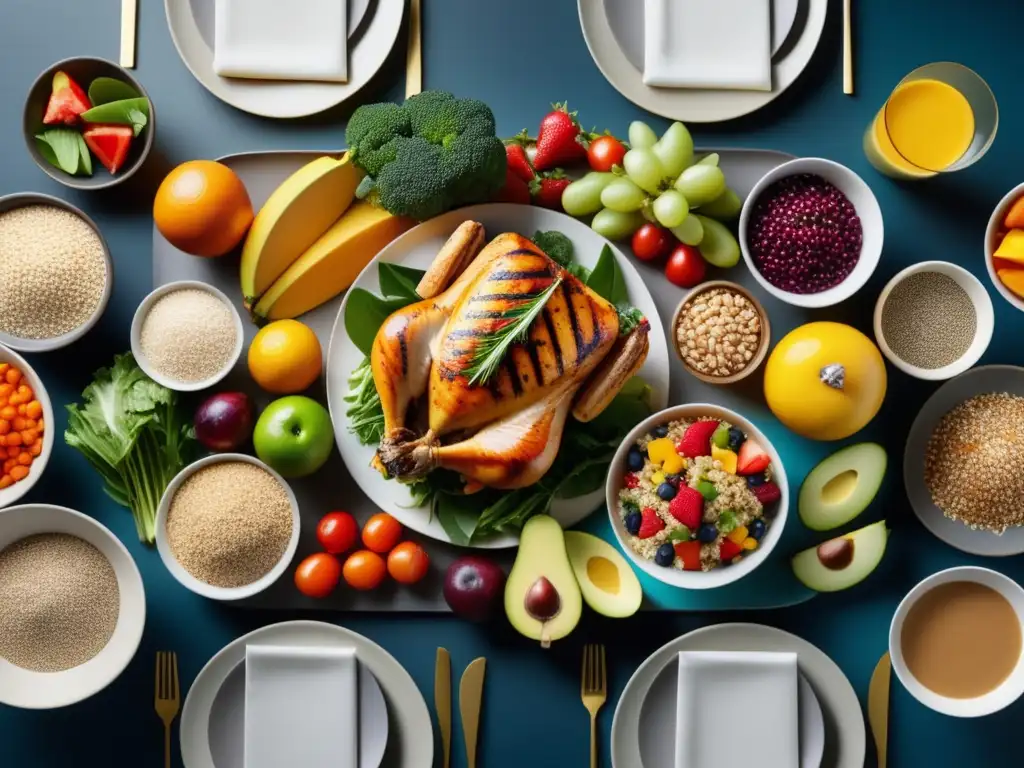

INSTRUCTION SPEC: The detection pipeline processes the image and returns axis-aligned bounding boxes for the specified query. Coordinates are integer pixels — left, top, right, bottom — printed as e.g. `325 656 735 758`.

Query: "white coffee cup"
889 566 1024 717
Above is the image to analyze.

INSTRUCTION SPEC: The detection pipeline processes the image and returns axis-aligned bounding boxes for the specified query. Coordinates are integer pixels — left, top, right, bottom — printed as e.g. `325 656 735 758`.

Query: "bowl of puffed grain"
671 281 771 385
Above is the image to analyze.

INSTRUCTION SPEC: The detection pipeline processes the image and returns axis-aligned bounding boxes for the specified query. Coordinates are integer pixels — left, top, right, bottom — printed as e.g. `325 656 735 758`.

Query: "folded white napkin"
244 644 358 768
675 651 798 768
643 0 772 91
214 0 349 83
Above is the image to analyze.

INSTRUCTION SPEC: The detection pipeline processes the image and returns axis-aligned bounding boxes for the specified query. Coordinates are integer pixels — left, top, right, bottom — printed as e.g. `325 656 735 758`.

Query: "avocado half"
792 520 889 592
504 516 582 648
564 532 642 619
798 443 887 531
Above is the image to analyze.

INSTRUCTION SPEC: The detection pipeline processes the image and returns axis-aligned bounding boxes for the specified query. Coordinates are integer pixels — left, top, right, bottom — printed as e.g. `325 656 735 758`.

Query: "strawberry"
677 420 720 458
751 481 781 506
530 171 571 210
637 507 665 539
737 439 771 475
532 102 587 171
719 537 742 562
505 141 535 182
674 540 702 571
494 166 531 205
668 486 703 529
624 473 640 489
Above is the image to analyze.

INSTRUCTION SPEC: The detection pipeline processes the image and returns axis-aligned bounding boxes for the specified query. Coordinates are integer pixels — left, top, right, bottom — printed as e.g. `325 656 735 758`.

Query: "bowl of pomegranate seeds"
739 158 884 308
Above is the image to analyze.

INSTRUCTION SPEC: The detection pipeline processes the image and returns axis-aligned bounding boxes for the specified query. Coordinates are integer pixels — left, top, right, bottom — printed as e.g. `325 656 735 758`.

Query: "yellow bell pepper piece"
727 526 748 544
742 537 758 551
647 437 677 465
662 454 686 475
651 472 666 487
711 445 738 474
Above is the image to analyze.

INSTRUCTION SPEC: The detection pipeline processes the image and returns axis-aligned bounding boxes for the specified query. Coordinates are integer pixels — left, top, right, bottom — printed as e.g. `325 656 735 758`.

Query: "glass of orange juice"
864 62 998 180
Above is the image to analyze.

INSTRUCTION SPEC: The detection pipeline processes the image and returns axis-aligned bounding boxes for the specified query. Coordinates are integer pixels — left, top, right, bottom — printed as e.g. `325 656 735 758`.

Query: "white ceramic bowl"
0 344 55 509
739 157 884 308
0 504 145 709
155 453 300 601
606 404 789 590
873 261 994 381
890 566 1024 717
0 192 113 352
130 280 244 392
985 181 1024 312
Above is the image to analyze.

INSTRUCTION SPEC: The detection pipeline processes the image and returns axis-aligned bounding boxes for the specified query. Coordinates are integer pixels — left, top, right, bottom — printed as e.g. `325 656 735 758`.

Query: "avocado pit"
525 576 561 622
817 537 854 571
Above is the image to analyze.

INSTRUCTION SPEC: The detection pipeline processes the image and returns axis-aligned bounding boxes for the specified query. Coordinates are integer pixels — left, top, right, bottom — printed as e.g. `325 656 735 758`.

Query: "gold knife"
459 657 486 768
405 0 423 98
868 652 891 768
120 0 138 69
435 648 451 768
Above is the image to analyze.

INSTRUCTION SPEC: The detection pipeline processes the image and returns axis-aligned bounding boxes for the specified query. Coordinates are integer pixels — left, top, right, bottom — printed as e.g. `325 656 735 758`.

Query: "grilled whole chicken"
371 224 650 490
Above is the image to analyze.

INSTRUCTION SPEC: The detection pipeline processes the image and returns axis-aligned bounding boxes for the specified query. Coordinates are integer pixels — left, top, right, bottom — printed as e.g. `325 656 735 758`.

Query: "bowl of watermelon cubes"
605 403 789 590
23 57 154 190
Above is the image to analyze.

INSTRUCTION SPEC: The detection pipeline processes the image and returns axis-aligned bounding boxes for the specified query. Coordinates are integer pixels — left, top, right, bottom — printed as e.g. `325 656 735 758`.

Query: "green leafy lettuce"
64 353 196 543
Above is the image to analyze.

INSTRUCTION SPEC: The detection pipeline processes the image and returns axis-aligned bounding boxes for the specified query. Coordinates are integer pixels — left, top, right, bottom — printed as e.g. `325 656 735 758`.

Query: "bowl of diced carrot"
0 344 53 508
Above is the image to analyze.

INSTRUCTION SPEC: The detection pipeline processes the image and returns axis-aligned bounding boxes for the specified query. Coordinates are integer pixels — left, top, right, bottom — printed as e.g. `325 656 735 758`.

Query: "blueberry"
749 518 766 540
666 473 683 488
698 524 718 543
657 482 677 501
654 543 676 567
653 424 669 438
627 447 645 472
727 427 745 452
624 510 642 536
746 474 766 487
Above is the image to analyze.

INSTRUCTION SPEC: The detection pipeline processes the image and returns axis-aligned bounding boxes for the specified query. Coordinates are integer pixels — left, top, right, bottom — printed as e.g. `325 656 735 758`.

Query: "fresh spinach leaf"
554 457 611 499
586 245 629 307
378 262 425 300
532 230 574 267
344 289 410 356
128 108 147 138
35 129 81 175
88 76 141 106
76 134 92 176
436 492 482 546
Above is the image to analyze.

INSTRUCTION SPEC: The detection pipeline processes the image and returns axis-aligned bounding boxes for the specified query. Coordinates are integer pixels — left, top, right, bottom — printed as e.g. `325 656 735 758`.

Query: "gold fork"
581 644 607 768
155 651 180 768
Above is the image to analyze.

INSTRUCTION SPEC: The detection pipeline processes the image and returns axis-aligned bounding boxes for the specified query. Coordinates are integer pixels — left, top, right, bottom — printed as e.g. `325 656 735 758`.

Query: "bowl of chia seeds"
739 158 884 308
873 261 994 381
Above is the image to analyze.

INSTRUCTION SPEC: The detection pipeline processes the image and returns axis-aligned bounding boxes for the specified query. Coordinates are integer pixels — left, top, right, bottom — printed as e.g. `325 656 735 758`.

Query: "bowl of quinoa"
155 453 300 601
0 193 112 352
739 158 883 309
606 404 789 590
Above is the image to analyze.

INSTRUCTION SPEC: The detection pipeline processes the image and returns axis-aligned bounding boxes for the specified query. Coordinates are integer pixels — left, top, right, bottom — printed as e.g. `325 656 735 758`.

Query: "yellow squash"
240 154 363 306
764 322 886 441
253 202 414 322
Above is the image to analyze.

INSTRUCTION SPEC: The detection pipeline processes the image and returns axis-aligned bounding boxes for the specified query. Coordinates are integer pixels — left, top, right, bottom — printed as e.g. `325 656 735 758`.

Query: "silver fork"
155 651 180 768
582 644 608 768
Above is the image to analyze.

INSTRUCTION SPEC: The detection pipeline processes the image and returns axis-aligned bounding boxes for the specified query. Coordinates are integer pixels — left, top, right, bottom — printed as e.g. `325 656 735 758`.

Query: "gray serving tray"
152 146 801 612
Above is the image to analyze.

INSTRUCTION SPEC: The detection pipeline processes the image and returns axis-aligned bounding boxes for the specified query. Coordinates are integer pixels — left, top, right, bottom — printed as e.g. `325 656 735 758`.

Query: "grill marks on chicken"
371 229 644 491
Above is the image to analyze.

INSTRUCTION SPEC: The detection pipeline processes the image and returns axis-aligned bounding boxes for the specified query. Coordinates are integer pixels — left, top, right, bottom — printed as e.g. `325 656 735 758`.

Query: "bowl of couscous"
606 404 789 590
0 193 113 353
0 344 55 510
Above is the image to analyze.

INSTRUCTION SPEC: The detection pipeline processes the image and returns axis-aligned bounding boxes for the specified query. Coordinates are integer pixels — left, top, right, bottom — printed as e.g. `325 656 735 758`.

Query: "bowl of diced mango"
0 344 53 508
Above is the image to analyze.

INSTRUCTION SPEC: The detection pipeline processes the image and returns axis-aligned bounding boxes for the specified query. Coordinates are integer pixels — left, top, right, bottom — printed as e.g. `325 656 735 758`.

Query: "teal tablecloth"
3 0 1024 765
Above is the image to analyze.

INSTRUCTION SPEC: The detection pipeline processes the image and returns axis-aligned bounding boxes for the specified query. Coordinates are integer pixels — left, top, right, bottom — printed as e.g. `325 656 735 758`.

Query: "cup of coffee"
890 566 1024 717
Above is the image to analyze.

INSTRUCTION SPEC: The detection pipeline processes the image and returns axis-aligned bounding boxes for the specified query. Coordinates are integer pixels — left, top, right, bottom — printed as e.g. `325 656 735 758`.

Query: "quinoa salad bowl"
606 404 789 590
155 453 300 601
0 192 113 353
739 157 883 310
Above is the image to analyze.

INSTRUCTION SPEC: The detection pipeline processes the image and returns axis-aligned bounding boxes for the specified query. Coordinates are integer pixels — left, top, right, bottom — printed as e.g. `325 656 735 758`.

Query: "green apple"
253 396 334 478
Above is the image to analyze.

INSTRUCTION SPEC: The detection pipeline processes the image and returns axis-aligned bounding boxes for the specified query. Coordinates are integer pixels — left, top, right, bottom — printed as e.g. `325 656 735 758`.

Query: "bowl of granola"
606 404 789 589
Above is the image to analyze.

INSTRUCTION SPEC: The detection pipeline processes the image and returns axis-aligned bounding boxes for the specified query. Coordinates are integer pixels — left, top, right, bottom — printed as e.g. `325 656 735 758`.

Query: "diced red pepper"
674 540 702 571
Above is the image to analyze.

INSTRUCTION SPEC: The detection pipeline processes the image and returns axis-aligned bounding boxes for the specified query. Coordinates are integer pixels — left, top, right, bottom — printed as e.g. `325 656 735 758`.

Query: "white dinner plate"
180 621 431 768
641 652 824 768
612 623 864 768
326 203 671 549
904 365 1024 556
165 0 404 118
580 0 828 123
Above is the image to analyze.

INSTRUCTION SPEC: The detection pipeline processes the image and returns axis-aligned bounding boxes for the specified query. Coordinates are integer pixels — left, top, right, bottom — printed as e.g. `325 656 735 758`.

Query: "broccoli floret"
345 91 506 221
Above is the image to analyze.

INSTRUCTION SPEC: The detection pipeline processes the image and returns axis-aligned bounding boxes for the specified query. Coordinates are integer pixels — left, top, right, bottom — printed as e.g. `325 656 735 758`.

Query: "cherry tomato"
362 512 403 553
342 550 388 591
294 553 342 598
387 542 431 584
664 244 706 288
587 135 627 172
631 222 674 262
316 511 359 554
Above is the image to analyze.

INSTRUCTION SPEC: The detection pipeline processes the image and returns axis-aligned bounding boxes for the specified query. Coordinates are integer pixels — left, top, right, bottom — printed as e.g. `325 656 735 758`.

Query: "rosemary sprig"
463 277 563 386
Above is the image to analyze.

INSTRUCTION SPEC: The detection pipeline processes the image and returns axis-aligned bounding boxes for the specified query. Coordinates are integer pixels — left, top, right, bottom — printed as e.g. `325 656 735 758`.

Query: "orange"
248 319 322 393
154 160 254 257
